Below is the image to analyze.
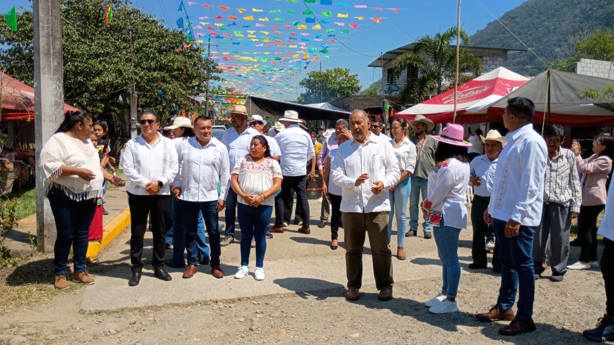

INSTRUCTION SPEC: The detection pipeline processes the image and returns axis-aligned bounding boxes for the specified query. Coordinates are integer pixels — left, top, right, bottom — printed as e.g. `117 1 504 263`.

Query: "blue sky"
6 0 526 100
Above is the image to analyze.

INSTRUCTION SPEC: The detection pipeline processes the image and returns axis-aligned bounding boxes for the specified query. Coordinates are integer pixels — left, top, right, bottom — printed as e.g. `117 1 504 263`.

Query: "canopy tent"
395 67 529 124
487 69 614 126
1 71 79 122
246 95 350 121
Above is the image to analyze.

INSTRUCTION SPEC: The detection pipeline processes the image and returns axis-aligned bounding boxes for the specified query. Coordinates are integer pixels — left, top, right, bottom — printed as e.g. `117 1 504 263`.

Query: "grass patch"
12 188 36 220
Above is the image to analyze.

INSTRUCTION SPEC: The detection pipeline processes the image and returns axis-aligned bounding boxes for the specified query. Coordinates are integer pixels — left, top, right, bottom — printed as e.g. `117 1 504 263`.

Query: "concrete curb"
86 208 130 262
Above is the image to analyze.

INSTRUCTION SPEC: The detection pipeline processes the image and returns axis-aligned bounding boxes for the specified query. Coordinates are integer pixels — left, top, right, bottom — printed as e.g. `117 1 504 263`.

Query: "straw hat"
273 121 285 131
280 110 303 123
431 123 472 147
410 114 435 132
249 114 267 126
482 129 506 146
164 116 193 130
230 104 248 116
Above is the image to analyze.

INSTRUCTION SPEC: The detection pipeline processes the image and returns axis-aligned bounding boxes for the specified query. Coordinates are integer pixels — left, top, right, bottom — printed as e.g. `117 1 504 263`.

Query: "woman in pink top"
568 133 614 270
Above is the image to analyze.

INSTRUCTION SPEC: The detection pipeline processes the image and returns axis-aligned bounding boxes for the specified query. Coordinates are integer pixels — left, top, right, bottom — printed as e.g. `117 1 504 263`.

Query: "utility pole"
33 0 64 252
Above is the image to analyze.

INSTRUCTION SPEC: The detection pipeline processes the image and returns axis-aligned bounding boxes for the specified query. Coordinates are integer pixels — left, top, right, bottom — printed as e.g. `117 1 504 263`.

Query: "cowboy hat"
410 114 435 132
482 129 506 146
431 123 472 147
164 116 193 130
229 104 248 116
249 114 267 126
280 110 303 123
273 121 285 131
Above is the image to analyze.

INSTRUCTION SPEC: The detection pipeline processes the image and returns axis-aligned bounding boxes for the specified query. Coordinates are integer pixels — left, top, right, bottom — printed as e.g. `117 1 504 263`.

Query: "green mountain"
470 0 614 76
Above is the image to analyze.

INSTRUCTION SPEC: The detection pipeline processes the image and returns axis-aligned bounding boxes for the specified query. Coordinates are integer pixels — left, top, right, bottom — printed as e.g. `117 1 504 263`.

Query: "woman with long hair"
568 133 614 270
387 119 416 260
231 135 282 281
41 111 121 289
422 123 471 314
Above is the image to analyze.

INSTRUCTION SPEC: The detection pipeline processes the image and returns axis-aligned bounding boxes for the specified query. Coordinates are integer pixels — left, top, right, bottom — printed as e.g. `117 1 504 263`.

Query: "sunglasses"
139 119 156 125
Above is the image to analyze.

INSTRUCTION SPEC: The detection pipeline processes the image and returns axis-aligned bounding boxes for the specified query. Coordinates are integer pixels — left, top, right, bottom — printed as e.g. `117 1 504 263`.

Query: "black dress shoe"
468 263 487 269
154 267 172 281
129 268 142 287
318 220 326 228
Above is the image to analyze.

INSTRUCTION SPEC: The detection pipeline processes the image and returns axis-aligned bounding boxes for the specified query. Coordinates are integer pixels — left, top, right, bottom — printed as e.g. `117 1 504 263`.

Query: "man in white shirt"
332 109 400 302
120 112 178 287
221 105 260 246
469 130 505 271
172 116 229 279
270 110 316 234
249 114 281 161
370 117 391 143
476 97 547 336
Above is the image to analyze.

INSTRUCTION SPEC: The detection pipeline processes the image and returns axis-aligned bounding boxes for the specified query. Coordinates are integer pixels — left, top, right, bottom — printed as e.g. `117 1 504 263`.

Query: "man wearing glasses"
120 112 179 286
370 118 390 143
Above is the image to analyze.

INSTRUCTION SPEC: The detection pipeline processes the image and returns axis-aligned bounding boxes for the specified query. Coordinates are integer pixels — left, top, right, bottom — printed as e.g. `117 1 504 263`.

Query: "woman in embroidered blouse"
568 133 614 270
41 111 121 290
422 123 471 314
231 135 282 281
387 119 417 260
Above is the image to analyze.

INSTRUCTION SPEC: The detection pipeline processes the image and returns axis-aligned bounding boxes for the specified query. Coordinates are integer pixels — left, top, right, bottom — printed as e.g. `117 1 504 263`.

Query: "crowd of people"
40 96 614 341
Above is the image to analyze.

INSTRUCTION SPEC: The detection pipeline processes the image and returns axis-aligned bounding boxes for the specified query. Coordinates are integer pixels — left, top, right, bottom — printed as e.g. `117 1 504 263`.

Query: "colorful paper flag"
102 4 112 26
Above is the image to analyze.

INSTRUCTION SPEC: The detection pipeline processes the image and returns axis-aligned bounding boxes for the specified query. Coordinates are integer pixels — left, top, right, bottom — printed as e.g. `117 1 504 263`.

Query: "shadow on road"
273 277 345 300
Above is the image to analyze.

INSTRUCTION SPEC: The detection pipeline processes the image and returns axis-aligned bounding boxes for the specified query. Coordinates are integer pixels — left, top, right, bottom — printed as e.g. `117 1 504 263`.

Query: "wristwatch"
157 180 163 188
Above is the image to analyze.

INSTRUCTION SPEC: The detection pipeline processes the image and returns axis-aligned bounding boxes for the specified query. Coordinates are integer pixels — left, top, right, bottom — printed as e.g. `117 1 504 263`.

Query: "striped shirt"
544 147 582 213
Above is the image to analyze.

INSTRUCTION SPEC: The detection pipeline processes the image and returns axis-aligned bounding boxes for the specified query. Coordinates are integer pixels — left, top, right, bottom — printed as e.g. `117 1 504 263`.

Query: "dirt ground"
0 195 608 345
0 240 608 345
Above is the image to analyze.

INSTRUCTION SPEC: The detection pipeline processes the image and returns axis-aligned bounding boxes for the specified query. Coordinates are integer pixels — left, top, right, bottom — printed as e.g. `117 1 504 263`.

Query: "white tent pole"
452 0 461 124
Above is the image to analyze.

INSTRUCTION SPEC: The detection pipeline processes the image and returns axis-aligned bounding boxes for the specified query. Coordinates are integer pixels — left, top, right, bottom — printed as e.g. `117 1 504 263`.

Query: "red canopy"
1 71 79 122
395 67 529 124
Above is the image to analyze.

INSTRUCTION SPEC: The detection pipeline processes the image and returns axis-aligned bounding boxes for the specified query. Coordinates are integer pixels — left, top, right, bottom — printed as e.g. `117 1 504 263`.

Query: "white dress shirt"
173 136 229 202
120 134 178 196
427 158 470 229
332 135 400 213
469 154 498 197
488 124 548 226
274 124 315 176
390 137 417 176
598 181 614 241
265 135 282 158
468 134 484 154
222 126 260 175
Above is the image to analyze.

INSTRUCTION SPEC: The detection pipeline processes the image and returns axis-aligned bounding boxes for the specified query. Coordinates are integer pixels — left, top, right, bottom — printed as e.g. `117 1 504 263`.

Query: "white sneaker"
425 294 447 308
567 261 592 270
429 300 459 314
254 267 265 281
234 266 249 279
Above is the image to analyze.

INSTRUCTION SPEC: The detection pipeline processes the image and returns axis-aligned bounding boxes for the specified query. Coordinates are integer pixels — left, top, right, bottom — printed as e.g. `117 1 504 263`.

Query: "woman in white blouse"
231 135 282 281
387 119 416 260
422 123 471 314
41 111 121 290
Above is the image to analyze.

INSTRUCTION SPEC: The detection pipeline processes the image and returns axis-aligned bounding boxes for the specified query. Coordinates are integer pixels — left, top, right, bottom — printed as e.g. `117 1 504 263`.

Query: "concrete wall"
576 58 614 80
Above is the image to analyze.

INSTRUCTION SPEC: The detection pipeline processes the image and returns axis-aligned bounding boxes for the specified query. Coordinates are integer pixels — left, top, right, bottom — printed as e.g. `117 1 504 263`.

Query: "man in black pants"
120 112 178 286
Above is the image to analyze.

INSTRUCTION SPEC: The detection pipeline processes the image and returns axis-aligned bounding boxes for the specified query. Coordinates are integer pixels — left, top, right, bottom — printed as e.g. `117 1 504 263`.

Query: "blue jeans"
224 188 238 237
409 176 431 234
494 219 536 321
181 200 220 267
47 188 96 275
433 221 461 297
170 199 210 267
387 178 410 246
237 203 272 268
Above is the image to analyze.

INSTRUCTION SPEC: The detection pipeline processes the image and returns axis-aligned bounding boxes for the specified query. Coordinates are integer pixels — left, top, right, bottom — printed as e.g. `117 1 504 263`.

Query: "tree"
553 31 614 71
0 0 220 138
297 68 360 103
392 27 482 103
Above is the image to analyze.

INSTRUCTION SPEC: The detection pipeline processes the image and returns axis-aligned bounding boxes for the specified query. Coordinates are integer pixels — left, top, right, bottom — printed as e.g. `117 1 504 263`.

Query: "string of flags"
102 1 113 25
174 0 400 99
3 6 17 32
